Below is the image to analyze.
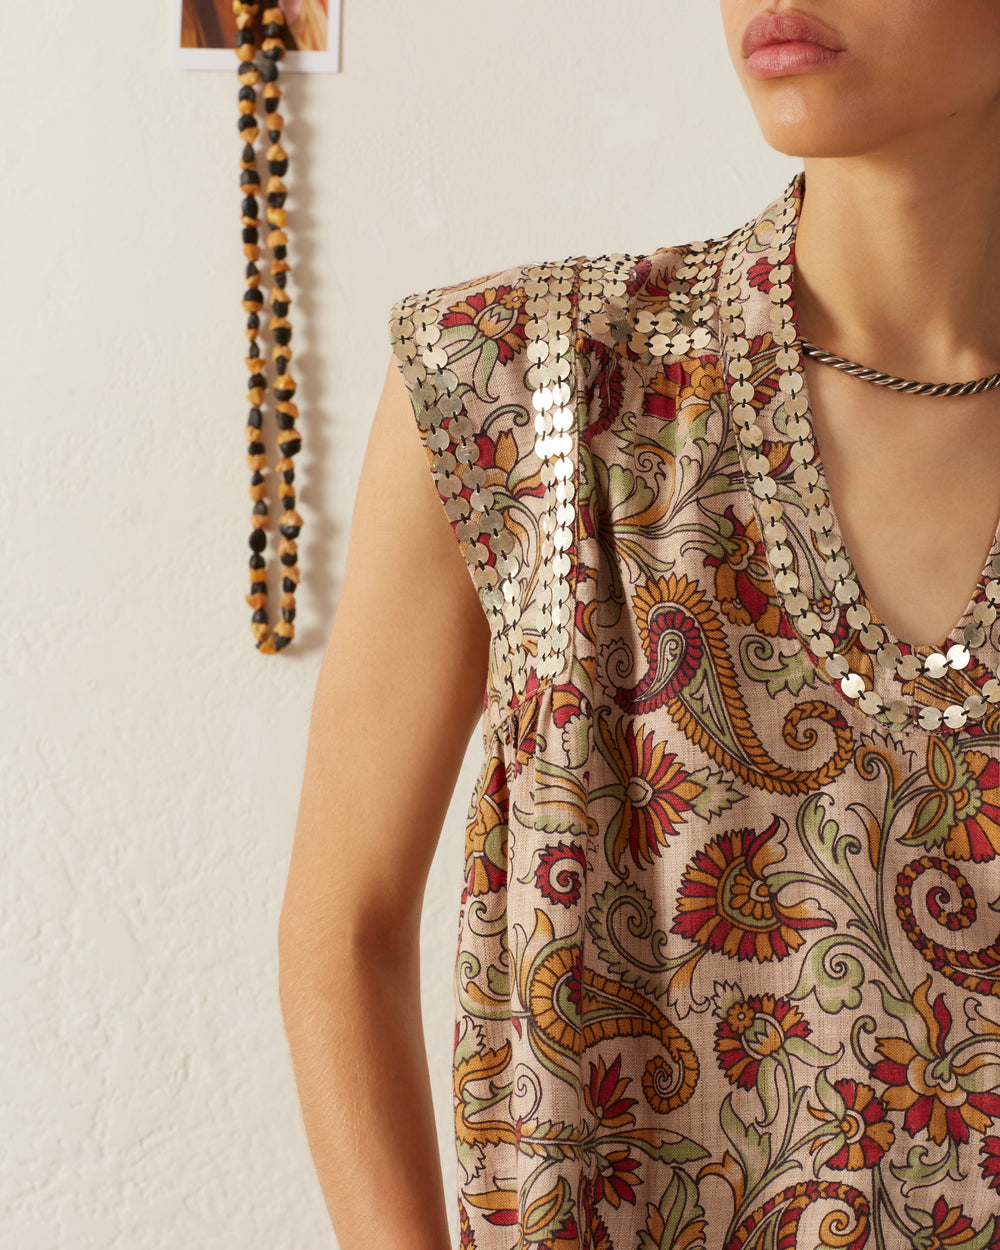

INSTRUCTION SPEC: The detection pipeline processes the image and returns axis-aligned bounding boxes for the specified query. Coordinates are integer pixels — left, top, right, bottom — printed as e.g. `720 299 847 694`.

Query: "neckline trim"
717 170 1000 733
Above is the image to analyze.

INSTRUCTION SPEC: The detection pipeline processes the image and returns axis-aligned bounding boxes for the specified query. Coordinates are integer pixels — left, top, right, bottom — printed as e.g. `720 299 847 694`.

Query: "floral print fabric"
387 172 1000 1249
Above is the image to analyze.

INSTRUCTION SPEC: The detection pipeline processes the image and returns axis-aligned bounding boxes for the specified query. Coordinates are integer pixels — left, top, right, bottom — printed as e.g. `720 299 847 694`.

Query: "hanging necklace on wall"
235 1 303 653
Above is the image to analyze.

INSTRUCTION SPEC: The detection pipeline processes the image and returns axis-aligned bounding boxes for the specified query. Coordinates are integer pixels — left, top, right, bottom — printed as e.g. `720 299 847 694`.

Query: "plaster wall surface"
4 2 794 1245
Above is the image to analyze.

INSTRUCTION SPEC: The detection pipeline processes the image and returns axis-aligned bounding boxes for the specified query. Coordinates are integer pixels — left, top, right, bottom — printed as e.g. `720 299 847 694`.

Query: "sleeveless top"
387 170 1000 1250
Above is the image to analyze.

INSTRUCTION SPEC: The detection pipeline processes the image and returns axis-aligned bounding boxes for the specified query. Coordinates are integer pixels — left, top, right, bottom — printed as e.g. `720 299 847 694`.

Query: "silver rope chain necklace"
795 335 1000 395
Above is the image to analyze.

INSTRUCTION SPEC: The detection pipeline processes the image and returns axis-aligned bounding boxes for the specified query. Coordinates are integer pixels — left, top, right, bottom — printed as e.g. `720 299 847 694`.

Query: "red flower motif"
921 1196 982 1248
594 707 706 870
534 841 586 908
703 504 788 637
579 1176 614 1250
580 337 625 444
643 359 689 424
714 992 811 1089
673 816 832 961
507 684 541 778
872 979 1000 1146
808 1079 895 1171
981 1135 1000 1193
458 1200 475 1247
439 284 527 364
584 1053 638 1127
591 1147 641 1209
625 257 652 296
551 675 589 728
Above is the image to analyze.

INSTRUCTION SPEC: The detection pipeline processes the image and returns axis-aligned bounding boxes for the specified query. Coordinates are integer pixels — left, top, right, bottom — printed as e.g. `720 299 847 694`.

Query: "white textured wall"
5 2 798 1246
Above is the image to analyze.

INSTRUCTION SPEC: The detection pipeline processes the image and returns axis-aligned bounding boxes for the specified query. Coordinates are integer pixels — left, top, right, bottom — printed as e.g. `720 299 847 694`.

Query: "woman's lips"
744 40 846 78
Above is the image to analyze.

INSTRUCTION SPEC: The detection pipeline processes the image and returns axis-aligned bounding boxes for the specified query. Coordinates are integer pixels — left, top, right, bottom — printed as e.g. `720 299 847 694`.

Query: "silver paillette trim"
720 174 999 733
389 261 582 706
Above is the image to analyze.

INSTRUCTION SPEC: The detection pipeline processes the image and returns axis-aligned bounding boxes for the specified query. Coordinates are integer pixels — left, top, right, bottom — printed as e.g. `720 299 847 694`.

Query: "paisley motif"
387 170 1000 1248
610 572 854 795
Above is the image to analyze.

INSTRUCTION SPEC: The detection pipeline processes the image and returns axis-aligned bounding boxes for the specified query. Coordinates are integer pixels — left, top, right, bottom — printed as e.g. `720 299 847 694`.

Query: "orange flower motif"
584 1053 637 1128
440 285 528 365
591 1146 642 1209
903 735 1000 862
703 505 786 637
673 817 832 961
714 991 811 1089
807 1079 895 1171
913 1196 992 1248
464 756 509 897
593 706 706 870
872 979 1000 1146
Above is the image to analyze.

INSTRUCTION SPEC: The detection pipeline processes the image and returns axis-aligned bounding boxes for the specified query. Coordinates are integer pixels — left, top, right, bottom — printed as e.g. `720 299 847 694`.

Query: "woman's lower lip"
744 41 845 79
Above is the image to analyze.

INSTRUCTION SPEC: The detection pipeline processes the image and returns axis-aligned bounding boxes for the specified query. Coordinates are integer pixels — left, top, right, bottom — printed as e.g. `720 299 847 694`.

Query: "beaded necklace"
721 172 1000 733
235 2 303 654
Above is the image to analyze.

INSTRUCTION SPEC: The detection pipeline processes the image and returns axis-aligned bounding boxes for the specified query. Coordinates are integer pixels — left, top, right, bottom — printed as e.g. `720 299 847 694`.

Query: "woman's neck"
793 153 1000 381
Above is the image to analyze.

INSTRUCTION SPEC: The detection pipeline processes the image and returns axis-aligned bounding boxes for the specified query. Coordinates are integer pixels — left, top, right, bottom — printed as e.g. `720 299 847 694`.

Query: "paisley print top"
387 170 1000 1250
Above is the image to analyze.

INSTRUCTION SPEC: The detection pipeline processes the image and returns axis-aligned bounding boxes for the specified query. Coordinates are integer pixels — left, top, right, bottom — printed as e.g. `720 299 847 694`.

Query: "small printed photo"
173 0 339 72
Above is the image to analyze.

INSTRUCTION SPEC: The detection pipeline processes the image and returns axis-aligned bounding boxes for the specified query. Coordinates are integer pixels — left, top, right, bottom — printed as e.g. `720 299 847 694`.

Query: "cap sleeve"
387 258 580 709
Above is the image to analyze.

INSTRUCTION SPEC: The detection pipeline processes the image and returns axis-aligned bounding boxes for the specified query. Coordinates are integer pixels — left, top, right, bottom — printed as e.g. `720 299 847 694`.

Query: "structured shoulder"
383 234 735 714
574 235 730 367
387 255 583 711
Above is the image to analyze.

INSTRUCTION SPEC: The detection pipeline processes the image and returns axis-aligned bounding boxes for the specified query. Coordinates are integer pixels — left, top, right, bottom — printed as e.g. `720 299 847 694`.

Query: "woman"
278 3 1000 1246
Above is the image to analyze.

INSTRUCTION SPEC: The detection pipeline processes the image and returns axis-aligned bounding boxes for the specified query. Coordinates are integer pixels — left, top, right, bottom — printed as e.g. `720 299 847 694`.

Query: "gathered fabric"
386 171 1000 1249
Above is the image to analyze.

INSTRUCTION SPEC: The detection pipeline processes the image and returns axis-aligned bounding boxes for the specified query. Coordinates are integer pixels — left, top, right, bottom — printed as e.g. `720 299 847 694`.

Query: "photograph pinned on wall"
173 0 340 72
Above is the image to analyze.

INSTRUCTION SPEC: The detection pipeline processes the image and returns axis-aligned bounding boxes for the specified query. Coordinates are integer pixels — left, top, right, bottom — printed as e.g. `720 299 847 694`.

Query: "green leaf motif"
586 881 674 1000
486 962 510 999
704 472 737 499
739 633 822 699
929 735 955 789
561 713 591 770
790 935 865 1014
797 793 860 872
528 810 581 836
902 792 953 852
891 1139 963 1196
684 401 712 446
637 1169 708 1250
471 336 501 402
686 766 745 820
720 1092 771 1192
782 1033 843 1068
637 1135 711 1166
607 462 658 515
455 1135 482 1182
654 413 687 460
755 1054 781 1127
569 656 593 705
524 1118 579 1160
814 1066 845 1118
873 978 918 1030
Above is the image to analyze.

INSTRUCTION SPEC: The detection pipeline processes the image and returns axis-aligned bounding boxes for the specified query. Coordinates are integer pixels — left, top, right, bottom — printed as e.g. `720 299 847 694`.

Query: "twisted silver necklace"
795 335 1000 395
721 176 1000 733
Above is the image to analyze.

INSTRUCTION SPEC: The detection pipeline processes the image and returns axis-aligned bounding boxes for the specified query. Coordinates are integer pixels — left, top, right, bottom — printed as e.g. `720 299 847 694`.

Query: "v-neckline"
720 169 1000 727
795 351 1000 657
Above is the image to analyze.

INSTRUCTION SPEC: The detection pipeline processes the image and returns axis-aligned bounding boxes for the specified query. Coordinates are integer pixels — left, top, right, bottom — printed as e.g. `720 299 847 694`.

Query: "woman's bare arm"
278 353 491 1249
